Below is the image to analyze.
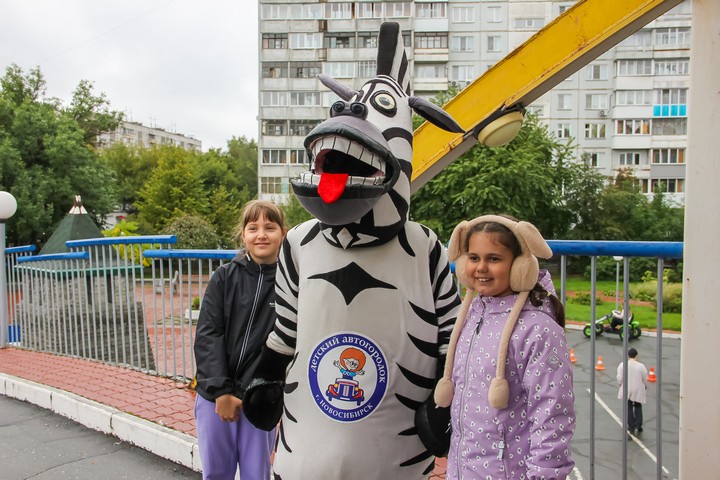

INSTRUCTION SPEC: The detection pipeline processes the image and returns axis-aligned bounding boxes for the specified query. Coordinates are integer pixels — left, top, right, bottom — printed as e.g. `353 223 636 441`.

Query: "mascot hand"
243 378 284 431
242 346 293 431
415 394 451 457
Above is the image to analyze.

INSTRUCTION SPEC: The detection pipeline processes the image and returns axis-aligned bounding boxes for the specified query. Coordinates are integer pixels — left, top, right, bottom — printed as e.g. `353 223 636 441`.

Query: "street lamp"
0 191 17 348
613 256 623 311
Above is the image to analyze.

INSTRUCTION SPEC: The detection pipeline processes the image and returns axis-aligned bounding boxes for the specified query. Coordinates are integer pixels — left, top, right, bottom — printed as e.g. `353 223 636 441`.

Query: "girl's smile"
464 232 515 297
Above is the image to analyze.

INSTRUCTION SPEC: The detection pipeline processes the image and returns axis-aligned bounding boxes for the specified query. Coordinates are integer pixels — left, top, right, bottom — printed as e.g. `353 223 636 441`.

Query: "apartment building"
258 0 691 205
97 121 202 152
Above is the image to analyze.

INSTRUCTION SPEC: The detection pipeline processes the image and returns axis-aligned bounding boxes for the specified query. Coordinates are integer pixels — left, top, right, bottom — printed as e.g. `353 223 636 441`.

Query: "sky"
0 0 259 151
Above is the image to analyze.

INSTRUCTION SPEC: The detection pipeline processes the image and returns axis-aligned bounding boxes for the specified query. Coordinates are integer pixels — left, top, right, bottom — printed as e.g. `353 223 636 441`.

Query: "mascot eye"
370 92 397 116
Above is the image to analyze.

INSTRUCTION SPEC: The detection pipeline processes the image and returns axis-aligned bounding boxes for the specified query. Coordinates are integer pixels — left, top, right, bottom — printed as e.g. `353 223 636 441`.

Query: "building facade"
257 0 690 205
97 121 202 152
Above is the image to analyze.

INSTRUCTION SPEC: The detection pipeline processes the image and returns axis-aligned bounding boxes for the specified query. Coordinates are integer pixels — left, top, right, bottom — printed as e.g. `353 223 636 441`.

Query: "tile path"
0 347 447 477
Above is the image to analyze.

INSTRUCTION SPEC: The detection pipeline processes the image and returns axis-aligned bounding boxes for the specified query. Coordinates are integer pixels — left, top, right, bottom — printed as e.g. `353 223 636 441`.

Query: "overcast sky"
0 0 258 151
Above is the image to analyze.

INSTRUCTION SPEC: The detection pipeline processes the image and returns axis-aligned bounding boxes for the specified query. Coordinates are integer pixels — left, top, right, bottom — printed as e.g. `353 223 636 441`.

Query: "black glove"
242 346 292 431
415 395 451 457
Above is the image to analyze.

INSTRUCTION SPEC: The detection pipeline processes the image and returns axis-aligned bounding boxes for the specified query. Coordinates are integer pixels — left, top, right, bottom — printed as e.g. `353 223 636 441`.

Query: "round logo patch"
308 332 389 423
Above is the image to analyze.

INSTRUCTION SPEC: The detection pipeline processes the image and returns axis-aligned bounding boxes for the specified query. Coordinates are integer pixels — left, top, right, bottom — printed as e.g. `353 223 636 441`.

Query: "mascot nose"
330 101 368 119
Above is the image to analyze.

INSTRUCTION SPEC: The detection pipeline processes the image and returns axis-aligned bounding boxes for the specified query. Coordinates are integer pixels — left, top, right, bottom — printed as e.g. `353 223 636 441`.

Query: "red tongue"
318 173 349 203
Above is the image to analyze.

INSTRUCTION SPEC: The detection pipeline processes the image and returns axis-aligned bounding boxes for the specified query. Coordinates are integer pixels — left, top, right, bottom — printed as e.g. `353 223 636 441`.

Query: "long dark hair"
466 218 565 328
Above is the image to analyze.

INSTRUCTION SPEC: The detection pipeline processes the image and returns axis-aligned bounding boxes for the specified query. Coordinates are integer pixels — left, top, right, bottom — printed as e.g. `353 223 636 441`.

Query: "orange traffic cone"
648 367 656 383
595 356 606 371
570 348 577 363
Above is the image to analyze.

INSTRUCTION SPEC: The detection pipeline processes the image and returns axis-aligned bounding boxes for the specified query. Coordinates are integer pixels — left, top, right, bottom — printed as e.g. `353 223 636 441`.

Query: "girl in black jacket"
193 200 286 480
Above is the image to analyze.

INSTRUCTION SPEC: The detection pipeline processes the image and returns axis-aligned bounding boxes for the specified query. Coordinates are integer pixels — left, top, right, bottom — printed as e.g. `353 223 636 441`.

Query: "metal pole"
0 222 7 348
615 261 620 310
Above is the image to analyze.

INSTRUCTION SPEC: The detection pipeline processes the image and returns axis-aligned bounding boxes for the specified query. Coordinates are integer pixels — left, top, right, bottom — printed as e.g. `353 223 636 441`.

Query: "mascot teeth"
310 135 386 180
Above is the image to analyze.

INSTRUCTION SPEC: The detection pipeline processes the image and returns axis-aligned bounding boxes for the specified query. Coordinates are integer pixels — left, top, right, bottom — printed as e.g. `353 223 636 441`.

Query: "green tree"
411 113 577 241
0 65 118 246
135 146 207 232
162 214 221 250
67 79 123 147
225 135 258 198
100 143 158 214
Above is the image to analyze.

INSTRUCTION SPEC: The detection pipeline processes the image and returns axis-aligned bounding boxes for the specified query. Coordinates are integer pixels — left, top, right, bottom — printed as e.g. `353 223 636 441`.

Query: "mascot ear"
319 74 359 102
408 96 464 133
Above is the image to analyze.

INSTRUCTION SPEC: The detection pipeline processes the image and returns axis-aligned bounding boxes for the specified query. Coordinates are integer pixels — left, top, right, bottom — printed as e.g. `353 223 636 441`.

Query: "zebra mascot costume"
244 22 463 478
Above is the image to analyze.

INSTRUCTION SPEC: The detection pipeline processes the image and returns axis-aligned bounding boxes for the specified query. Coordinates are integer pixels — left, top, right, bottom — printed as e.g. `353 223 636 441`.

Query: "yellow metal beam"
411 0 684 191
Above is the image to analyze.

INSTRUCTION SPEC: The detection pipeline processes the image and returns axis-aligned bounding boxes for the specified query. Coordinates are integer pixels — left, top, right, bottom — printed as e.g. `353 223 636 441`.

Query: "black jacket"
194 252 277 402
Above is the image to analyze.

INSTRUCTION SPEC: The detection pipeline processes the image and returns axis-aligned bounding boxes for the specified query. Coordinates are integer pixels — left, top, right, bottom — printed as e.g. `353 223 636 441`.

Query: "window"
386 2 412 18
290 92 321 106
451 6 474 23
290 62 321 79
652 148 686 164
416 3 447 19
262 150 287 164
261 4 288 19
585 152 605 167
357 2 383 18
556 123 571 139
585 94 608 110
487 35 501 52
262 33 288 49
261 177 284 194
357 61 377 78
620 30 652 47
289 33 322 49
616 119 650 135
261 91 288 106
654 59 690 76
451 65 474 82
617 59 652 76
451 36 474 53
558 4 572 14
415 32 448 49
584 123 606 139
487 6 502 22
325 34 354 49
515 18 544 29
616 90 652 106
557 93 571 110
325 62 355 78
654 88 688 117
262 120 287 136
652 118 687 135
586 64 608 80
262 62 287 78
645 178 684 194
415 64 445 79
290 4 322 19
655 27 691 46
358 32 378 49
289 120 319 136
289 149 309 164
619 152 642 165
325 2 352 19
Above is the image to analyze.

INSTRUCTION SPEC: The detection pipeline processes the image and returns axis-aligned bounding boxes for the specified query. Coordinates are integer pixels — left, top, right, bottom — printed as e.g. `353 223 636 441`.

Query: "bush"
629 281 683 313
162 214 222 250
570 292 604 306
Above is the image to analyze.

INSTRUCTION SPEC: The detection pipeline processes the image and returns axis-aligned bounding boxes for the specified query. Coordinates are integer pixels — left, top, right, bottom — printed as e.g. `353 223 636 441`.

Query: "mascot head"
292 22 464 248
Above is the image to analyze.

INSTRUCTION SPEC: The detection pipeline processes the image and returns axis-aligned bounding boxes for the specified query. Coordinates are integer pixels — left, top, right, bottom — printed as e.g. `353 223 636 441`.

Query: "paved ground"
0 395 201 480
0 326 680 479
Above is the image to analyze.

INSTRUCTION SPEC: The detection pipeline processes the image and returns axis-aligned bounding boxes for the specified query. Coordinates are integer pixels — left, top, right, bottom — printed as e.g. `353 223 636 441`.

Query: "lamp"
473 105 526 148
0 191 17 348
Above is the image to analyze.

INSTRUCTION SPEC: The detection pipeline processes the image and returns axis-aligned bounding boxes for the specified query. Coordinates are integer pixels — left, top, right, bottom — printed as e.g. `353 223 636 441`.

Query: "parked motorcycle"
583 310 641 340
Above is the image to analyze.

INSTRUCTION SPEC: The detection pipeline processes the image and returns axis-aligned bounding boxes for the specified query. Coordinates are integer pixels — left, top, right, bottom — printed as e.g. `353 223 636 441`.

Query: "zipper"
233 264 264 379
456 298 486 480
497 424 506 461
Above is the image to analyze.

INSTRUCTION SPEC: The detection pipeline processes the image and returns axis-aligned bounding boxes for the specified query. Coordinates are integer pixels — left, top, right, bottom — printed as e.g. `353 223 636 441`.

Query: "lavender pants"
195 394 276 480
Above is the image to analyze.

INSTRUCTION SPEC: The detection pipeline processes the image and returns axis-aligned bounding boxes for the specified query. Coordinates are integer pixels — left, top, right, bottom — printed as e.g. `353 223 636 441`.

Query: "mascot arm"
243 345 293 431
415 354 451 457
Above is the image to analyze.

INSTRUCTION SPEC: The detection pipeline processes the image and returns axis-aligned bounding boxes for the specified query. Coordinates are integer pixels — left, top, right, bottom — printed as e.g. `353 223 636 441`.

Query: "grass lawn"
561 276 682 332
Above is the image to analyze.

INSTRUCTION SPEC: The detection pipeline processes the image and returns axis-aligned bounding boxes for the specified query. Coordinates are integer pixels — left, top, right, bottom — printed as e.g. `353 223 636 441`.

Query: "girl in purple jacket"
434 215 576 479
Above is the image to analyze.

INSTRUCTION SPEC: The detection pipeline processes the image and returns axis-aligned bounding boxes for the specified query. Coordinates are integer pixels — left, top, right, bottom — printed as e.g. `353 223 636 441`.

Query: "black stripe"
398 51 409 91
409 301 436 326
377 22 400 76
382 126 413 144
395 393 422 410
399 450 434 467
408 333 439 358
367 76 405 97
397 363 435 389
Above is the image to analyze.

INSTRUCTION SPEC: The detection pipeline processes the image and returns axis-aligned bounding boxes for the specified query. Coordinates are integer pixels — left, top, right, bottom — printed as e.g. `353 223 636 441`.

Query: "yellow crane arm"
411 0 684 192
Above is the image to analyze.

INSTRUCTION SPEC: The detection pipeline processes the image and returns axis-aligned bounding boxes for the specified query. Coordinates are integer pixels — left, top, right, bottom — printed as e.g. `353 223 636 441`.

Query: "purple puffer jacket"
448 270 575 480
